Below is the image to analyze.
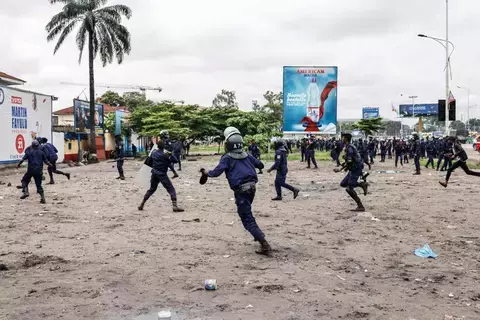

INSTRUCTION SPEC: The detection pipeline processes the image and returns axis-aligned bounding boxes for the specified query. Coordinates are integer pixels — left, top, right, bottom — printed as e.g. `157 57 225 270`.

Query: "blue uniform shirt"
115 143 125 159
208 154 264 190
151 149 177 175
248 144 261 157
23 148 50 174
344 144 363 172
270 149 288 175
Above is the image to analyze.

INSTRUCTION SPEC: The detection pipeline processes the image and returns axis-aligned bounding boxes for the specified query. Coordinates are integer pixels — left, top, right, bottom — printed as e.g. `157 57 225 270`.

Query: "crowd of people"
15 127 480 257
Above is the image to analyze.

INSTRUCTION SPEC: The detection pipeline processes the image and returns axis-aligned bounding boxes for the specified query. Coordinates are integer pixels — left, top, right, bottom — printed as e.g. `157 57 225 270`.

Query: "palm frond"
96 22 114 66
97 5 132 19
53 19 80 54
87 0 108 11
76 20 88 63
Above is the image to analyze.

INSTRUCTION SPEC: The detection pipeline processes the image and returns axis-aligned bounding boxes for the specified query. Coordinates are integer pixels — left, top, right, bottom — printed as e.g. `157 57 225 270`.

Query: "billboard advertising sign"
283 66 338 134
362 107 379 119
399 103 438 117
0 86 52 164
74 99 104 134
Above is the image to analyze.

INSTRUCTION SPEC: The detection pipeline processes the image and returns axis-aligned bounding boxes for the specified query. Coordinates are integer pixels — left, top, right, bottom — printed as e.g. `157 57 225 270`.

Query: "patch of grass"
189 145 221 153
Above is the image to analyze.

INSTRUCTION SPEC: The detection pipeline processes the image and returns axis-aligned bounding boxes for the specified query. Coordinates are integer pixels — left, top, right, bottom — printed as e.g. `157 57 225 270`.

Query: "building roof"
53 104 128 115
0 72 26 85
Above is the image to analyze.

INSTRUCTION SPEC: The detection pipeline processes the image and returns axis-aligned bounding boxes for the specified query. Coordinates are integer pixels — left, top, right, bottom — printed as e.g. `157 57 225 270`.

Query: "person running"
439 136 480 188
268 139 300 201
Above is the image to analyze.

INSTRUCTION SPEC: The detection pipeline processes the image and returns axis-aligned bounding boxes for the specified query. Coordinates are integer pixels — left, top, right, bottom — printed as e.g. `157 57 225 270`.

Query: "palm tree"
46 0 132 156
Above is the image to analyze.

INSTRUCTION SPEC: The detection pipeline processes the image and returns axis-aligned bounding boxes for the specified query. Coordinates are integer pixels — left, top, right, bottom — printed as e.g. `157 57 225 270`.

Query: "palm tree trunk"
88 30 97 156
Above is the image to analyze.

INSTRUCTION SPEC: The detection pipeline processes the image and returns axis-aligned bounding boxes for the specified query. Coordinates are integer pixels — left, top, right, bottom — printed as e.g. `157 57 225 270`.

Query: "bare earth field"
1 155 480 320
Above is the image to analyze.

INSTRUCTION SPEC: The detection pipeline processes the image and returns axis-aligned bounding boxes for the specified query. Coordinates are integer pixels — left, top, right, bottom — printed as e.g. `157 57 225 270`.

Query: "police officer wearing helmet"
138 140 183 212
17 140 52 204
199 127 271 256
412 133 421 175
267 138 299 201
160 130 173 153
334 133 368 211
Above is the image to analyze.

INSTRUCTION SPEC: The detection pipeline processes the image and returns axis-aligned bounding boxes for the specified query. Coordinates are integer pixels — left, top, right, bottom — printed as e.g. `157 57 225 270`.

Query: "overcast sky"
1 0 479 120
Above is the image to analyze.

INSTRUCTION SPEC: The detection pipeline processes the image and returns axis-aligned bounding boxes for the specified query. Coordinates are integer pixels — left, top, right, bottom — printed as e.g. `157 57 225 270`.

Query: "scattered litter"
447 225 457 229
245 304 254 309
293 289 301 293
157 310 172 319
414 244 438 259
371 217 381 222
204 279 217 290
222 255 230 258
415 278 423 282
229 198 234 201
0 197 3 200
303 194 310 198
449 293 455 298
225 221 234 226
357 212 373 218
131 250 146 255
181 218 200 223
336 275 346 281
94 211 99 214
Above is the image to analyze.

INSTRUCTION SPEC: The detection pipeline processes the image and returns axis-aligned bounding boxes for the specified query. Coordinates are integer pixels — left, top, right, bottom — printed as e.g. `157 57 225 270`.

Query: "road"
1 157 480 319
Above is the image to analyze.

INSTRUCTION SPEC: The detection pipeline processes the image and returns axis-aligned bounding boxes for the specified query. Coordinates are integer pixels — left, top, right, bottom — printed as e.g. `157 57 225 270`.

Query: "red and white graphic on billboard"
15 135 25 154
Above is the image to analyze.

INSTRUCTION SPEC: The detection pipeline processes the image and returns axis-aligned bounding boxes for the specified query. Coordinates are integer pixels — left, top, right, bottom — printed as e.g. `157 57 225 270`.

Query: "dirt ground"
1 155 480 320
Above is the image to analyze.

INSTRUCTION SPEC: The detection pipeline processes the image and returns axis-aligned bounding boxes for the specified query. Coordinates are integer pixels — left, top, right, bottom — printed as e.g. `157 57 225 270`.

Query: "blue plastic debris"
414 244 438 259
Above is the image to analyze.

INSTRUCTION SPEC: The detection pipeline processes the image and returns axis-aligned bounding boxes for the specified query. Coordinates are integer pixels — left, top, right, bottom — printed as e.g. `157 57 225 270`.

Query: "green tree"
450 120 466 131
353 118 385 137
383 120 401 136
100 90 126 106
123 91 151 111
212 89 238 109
46 0 132 155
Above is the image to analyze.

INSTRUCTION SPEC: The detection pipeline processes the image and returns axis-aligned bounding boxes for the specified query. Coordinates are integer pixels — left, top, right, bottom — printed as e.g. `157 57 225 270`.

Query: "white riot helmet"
223 126 241 141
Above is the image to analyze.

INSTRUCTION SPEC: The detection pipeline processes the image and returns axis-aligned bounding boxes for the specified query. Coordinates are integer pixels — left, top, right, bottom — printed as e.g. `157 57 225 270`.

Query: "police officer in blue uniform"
394 139 404 167
268 139 300 201
248 139 263 174
412 133 421 175
138 140 183 212
17 140 52 204
173 140 183 171
335 133 368 212
436 137 446 171
307 137 318 169
425 137 435 169
41 138 70 184
114 136 125 180
439 136 480 187
200 127 271 256
367 137 376 165
380 140 387 162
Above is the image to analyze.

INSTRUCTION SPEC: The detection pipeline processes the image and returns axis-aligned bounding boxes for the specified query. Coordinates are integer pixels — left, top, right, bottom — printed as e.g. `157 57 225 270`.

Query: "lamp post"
418 0 453 135
409 95 418 132
457 85 470 131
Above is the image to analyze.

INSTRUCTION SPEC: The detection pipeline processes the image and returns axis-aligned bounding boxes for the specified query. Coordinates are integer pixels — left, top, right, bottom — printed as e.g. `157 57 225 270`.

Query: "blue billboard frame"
399 103 438 117
362 107 379 119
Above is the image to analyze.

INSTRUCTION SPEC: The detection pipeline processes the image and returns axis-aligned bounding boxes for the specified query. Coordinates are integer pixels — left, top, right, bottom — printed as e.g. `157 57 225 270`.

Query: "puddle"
376 170 406 174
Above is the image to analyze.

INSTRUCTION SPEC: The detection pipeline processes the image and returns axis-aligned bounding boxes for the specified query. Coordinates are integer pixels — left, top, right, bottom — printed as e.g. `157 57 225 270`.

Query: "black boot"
39 192 46 204
255 240 272 256
138 199 146 211
172 199 184 212
65 173 71 180
346 188 365 212
20 185 29 199
358 182 369 196
293 189 300 199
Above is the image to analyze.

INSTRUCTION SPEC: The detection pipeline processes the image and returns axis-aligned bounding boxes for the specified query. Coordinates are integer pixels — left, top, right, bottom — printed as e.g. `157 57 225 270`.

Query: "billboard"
283 66 338 134
73 99 104 134
399 103 438 117
0 86 52 164
362 107 379 119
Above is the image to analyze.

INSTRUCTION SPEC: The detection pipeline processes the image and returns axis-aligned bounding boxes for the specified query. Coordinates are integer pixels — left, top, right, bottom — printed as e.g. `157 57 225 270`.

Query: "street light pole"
445 0 450 136
409 95 418 131
418 0 453 136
